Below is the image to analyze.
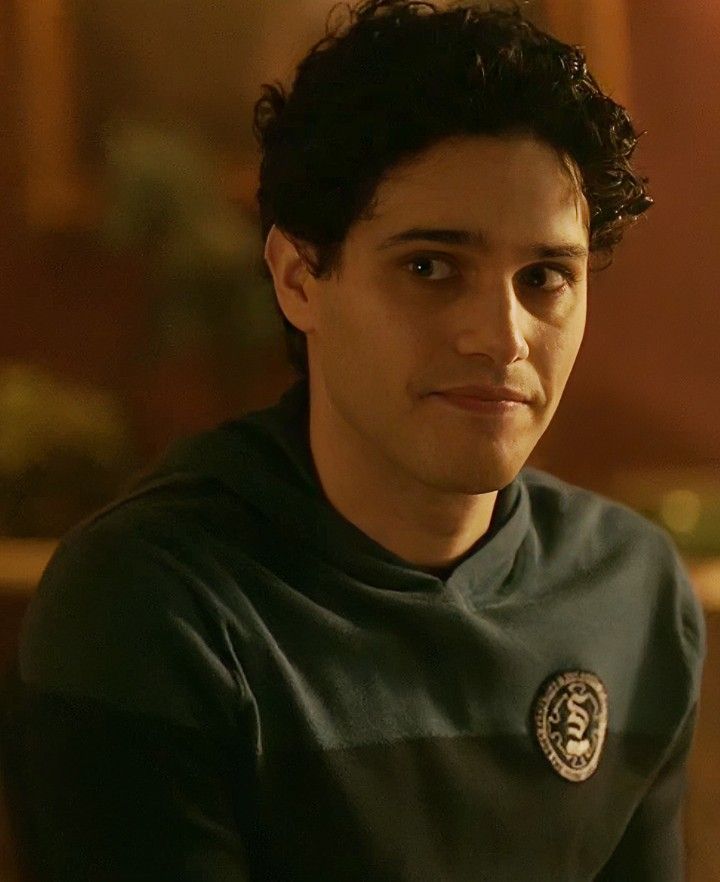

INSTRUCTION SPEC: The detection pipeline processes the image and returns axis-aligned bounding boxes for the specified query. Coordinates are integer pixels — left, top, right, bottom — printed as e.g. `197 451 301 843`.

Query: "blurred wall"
538 0 720 489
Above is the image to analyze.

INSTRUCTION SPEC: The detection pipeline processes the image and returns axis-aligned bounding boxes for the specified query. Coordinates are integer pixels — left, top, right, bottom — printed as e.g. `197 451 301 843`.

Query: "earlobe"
264 224 314 332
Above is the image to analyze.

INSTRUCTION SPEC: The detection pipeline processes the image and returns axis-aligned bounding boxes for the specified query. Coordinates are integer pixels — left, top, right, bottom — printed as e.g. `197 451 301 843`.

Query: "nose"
452 277 530 366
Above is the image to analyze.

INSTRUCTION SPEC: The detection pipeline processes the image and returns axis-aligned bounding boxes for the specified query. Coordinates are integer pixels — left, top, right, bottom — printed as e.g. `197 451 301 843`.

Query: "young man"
1 2 706 880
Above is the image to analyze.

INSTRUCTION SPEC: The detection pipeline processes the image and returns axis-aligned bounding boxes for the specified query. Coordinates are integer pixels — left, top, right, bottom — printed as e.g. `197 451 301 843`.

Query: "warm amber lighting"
660 489 703 535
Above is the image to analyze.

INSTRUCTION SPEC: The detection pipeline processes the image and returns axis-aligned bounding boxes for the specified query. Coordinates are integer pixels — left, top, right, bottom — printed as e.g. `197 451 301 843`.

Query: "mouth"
424 386 530 416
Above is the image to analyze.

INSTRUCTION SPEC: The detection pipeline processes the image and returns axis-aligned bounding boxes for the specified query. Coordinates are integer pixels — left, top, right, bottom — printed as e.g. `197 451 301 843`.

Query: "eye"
518 264 576 294
405 255 457 282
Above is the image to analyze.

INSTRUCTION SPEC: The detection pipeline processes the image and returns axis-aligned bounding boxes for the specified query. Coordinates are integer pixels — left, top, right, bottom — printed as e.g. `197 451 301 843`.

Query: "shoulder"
520 466 689 562
18 476 252 730
521 466 659 540
519 467 706 687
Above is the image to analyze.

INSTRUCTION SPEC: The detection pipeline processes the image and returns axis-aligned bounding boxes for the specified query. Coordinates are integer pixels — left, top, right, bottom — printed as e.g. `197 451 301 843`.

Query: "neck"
307 382 498 572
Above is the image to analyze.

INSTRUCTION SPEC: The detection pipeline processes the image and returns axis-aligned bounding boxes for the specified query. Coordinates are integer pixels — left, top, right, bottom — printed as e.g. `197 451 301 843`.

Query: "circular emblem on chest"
533 670 608 783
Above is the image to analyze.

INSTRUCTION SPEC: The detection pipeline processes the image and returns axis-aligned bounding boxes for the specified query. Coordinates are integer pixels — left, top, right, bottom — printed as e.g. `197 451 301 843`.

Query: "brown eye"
519 264 573 293
406 256 457 281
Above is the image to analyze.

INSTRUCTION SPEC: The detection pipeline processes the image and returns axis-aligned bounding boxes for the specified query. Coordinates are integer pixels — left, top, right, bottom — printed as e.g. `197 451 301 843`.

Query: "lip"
433 385 531 403
429 385 531 417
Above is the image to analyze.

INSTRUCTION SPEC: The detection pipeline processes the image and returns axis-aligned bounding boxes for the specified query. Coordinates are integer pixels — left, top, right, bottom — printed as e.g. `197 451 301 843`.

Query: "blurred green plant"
102 120 282 368
0 363 138 538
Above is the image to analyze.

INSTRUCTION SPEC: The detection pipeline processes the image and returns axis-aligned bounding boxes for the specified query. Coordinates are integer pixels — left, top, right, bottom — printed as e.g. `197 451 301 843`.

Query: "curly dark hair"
253 0 652 378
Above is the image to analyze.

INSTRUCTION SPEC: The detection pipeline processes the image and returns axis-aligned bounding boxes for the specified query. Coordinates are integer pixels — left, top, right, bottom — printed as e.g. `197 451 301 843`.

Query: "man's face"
303 133 589 494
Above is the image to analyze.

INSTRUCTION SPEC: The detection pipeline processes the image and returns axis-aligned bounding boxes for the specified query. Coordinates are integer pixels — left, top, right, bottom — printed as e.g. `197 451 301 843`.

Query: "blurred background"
0 0 718 878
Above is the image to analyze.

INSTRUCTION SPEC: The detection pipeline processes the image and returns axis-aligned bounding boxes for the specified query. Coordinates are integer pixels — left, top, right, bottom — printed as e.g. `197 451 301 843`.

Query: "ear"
264 224 316 333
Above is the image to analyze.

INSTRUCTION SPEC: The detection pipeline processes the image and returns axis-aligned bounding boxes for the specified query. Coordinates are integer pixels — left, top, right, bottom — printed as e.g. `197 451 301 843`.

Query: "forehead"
358 134 589 251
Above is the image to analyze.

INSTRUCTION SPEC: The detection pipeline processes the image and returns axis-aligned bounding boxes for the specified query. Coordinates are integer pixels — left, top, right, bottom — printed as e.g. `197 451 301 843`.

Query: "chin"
435 436 531 490
424 457 524 495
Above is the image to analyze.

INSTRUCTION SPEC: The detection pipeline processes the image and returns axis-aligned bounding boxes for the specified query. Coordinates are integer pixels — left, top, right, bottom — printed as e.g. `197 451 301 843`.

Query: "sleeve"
1 677 255 882
0 515 258 882
593 703 698 882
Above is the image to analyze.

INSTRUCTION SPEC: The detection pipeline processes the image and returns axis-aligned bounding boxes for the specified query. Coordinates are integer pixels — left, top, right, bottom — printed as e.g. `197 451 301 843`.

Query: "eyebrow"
376 227 589 260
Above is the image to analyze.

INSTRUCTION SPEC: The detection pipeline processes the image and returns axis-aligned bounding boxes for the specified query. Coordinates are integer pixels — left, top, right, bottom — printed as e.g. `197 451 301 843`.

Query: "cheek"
534 310 586 393
324 278 429 367
563 298 588 368
528 300 586 378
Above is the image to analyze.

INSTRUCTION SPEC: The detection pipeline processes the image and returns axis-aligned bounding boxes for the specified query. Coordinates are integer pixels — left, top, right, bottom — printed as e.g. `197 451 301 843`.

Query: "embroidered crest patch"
533 670 608 782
